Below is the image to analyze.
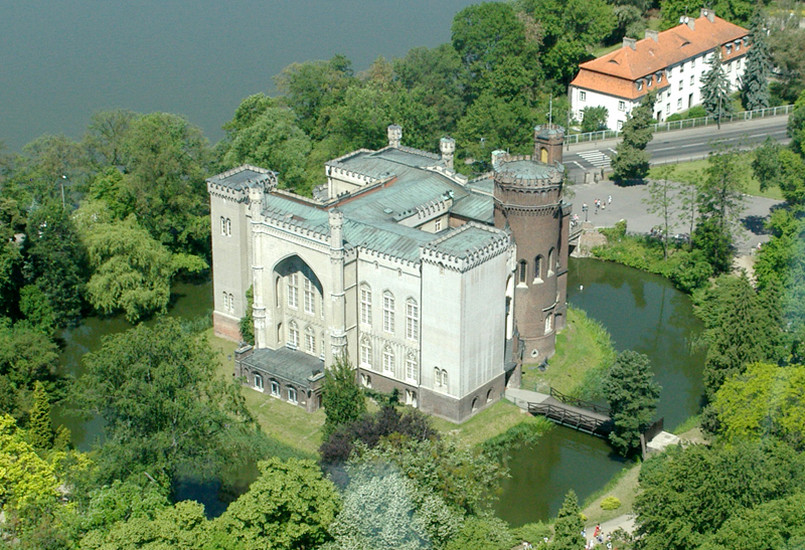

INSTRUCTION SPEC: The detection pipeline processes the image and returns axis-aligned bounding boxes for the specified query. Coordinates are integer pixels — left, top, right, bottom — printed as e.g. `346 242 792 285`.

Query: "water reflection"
495 258 705 525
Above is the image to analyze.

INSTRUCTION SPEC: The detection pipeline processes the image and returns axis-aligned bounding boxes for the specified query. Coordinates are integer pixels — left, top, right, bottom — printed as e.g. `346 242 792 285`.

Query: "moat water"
54 258 705 522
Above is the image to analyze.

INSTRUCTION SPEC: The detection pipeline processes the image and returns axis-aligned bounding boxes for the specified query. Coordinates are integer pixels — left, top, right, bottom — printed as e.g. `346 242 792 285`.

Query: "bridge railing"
565 104 794 145
528 402 611 435
549 387 610 415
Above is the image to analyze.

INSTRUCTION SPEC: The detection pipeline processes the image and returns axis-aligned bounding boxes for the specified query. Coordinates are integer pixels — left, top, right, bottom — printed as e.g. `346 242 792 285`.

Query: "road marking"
577 150 612 168
572 161 585 170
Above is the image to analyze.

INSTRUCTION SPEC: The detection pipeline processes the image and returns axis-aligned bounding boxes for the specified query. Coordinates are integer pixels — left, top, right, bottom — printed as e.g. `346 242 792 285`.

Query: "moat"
54 258 705 524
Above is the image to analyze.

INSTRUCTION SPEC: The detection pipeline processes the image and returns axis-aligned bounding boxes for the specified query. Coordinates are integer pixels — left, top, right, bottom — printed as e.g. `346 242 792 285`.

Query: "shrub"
600 496 621 510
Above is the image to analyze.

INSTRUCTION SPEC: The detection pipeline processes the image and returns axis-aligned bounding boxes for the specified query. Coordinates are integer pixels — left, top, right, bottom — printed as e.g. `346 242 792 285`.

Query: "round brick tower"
493 125 569 361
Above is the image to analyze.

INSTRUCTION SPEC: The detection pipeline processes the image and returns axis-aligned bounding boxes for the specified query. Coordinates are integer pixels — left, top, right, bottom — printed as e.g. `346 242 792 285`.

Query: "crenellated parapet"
420 223 511 273
394 192 454 227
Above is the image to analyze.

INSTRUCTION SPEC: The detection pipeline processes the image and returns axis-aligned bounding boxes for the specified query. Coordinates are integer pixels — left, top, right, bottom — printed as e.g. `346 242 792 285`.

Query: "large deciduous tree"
604 350 660 455
701 50 732 129
80 318 252 485
643 166 678 259
611 92 656 183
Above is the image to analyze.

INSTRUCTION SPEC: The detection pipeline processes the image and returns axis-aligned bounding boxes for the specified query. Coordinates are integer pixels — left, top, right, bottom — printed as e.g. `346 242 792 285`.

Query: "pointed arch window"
287 321 299 349
406 353 418 382
383 345 394 373
518 260 527 284
534 255 544 282
305 326 315 354
548 248 556 276
360 337 372 368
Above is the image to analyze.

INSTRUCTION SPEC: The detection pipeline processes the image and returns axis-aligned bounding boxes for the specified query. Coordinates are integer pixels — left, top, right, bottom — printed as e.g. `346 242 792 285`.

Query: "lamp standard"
60 175 67 209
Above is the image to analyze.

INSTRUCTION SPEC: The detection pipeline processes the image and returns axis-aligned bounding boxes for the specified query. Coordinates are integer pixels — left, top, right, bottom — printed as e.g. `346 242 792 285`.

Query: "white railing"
565 104 794 145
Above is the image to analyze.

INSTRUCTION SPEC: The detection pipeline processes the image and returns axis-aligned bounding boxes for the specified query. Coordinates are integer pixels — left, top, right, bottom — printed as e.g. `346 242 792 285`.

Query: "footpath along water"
495 258 705 525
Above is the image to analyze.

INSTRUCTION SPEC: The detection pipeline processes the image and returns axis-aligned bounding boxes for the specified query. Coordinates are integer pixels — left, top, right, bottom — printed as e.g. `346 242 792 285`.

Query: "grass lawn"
520 307 615 401
206 330 325 456
429 399 539 448
581 461 642 525
649 155 785 201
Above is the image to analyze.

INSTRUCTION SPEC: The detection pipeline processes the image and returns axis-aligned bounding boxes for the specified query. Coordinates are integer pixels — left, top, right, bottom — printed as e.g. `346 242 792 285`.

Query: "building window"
383 291 395 333
725 44 732 55
383 346 394 373
579 90 586 101
360 284 371 325
434 218 442 231
303 278 315 314
361 373 372 388
441 369 448 391
647 76 653 87
618 100 626 111
617 120 623 130
406 353 417 382
287 321 299 349
270 380 280 397
534 255 543 281
434 367 441 388
253 373 263 391
547 248 556 276
636 80 643 91
677 98 682 110
657 72 664 83
666 103 671 114
518 260 527 284
360 337 372 368
678 80 683 91
406 299 419 341
288 387 297 404
545 314 553 334
305 326 315 354
405 389 417 406
287 273 298 309
690 75 694 86
220 216 226 236
226 218 231 236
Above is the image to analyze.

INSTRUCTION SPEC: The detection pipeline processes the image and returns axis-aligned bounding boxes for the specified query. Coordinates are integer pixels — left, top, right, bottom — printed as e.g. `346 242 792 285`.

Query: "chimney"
700 8 715 22
645 29 659 42
387 124 402 148
679 15 695 30
439 137 455 170
623 37 637 50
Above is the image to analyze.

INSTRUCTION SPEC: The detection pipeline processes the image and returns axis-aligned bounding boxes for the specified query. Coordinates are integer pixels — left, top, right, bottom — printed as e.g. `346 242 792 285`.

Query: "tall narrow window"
534 256 543 281
434 218 442 231
518 260 527 284
406 299 419 341
360 337 372 367
360 284 372 325
406 353 417 381
220 217 226 235
288 387 297 404
434 367 441 387
226 218 232 236
303 278 315 314
441 369 448 391
253 373 263 391
383 291 395 333
305 326 315 354
548 249 556 276
383 346 394 373
545 314 553 334
287 273 298 309
288 321 299 349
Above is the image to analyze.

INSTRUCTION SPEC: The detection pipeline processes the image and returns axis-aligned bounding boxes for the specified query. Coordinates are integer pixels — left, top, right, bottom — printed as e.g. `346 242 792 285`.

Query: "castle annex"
207 125 571 422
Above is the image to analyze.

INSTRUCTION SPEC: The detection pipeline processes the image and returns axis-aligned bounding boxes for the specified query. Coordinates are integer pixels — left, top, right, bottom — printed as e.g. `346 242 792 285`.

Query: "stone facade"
208 126 571 423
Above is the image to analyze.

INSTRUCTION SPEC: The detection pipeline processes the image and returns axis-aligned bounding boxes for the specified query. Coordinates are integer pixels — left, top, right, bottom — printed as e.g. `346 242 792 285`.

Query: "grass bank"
521 307 616 403
648 154 784 201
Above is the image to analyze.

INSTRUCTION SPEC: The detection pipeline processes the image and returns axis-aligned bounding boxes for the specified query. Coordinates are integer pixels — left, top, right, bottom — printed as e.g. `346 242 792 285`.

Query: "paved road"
564 115 790 183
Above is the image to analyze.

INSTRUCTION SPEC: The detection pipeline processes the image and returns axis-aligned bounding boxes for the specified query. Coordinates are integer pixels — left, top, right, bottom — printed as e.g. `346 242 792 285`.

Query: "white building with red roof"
569 9 749 131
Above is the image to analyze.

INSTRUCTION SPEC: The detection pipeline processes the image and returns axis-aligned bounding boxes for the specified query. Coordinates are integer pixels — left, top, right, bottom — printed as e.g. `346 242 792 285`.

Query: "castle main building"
207 125 571 422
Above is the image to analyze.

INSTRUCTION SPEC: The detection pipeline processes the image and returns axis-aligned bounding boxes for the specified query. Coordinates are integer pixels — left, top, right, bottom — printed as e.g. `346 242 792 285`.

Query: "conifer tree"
741 12 772 111
321 354 366 438
701 50 732 128
553 490 584 550
611 92 656 183
28 381 54 450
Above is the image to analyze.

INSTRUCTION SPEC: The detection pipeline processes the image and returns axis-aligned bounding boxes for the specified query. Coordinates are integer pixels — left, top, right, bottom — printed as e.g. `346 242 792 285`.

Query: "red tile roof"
570 12 748 97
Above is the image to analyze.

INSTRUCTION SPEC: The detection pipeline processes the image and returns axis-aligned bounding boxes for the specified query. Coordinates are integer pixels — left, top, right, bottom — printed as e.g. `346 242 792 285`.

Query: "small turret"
439 137 455 170
534 124 565 165
387 124 402 148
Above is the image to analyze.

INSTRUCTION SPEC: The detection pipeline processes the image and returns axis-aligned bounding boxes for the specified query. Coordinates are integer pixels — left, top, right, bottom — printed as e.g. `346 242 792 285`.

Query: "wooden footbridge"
507 387 613 437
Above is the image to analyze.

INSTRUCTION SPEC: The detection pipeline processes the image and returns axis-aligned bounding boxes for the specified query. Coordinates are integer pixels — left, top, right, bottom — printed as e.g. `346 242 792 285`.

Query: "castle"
207 125 570 422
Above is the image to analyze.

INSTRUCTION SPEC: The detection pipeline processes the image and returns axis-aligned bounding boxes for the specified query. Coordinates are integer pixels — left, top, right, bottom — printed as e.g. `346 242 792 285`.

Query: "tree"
0 320 59 419
79 318 252 485
580 106 609 132
769 27 805 104
83 109 136 168
604 350 660 455
27 381 54 450
634 441 805 550
701 50 732 129
212 458 340 550
327 471 429 550
643 166 678 259
240 286 254 345
553 490 584 550
444 516 515 550
79 213 206 323
741 11 772 110
611 92 656 183
693 145 746 273
712 362 805 450
321 355 367 438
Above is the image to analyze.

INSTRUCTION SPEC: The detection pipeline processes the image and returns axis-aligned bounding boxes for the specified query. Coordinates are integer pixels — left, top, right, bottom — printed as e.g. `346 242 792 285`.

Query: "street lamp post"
60 175 67 209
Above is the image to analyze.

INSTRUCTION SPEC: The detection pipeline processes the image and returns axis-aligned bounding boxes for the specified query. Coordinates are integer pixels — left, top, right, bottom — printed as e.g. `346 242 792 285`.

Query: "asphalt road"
563 114 790 183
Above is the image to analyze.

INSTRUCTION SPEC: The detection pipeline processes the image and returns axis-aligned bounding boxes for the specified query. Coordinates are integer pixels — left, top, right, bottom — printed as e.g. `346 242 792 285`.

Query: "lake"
1 0 478 151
